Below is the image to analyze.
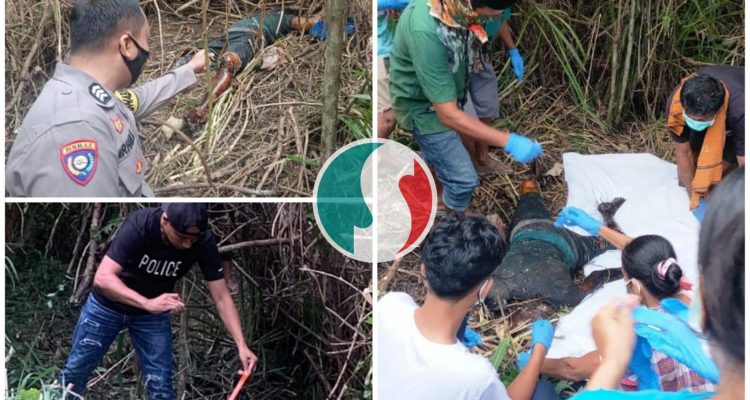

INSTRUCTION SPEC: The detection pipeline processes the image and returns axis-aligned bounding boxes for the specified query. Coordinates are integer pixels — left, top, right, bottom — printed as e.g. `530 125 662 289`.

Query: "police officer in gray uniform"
6 0 206 197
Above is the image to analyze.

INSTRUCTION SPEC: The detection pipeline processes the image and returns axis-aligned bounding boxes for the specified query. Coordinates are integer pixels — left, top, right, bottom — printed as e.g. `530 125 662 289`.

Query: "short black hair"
471 0 520 10
70 0 146 54
680 74 725 117
422 214 507 300
622 235 682 299
699 167 744 365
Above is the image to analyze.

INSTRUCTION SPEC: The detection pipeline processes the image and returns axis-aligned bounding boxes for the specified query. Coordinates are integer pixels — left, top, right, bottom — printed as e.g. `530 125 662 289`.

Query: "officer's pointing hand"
239 345 258 376
145 293 185 314
188 49 209 74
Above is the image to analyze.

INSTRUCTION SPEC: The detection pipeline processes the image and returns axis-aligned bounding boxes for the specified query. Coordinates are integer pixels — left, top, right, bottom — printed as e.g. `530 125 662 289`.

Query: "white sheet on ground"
545 153 700 359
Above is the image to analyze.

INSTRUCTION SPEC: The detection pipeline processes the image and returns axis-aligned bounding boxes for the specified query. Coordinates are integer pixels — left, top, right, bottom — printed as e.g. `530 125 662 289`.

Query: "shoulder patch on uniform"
89 83 112 106
115 89 140 113
60 140 98 186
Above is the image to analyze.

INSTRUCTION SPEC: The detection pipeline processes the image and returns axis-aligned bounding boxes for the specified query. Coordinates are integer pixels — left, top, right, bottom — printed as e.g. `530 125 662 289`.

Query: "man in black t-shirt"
60 204 257 399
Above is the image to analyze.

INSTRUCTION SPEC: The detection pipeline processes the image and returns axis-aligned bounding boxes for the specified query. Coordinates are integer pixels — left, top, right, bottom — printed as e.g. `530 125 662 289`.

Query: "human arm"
93 255 185 313
541 351 601 382
598 226 632 250
508 320 554 400
207 279 258 373
731 113 744 166
434 102 541 162
498 14 524 81
115 51 205 120
507 344 547 400
555 206 632 248
498 20 515 52
585 296 639 390
674 141 696 192
434 101 511 147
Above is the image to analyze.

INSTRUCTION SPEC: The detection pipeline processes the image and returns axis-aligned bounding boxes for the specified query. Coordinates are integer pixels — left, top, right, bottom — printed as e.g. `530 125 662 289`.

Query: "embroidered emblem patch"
89 83 112 105
60 140 98 186
135 159 143 175
112 116 124 134
115 89 140 113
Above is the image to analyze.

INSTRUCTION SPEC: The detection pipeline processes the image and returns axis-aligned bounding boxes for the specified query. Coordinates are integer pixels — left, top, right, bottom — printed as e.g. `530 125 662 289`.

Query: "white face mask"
476 280 489 307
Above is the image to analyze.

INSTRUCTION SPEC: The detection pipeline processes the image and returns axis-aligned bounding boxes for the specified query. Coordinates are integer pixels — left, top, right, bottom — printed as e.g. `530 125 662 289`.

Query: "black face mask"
122 34 150 86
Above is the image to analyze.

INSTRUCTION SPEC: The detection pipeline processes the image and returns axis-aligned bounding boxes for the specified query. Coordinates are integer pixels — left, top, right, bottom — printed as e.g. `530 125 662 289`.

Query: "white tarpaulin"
546 153 701 359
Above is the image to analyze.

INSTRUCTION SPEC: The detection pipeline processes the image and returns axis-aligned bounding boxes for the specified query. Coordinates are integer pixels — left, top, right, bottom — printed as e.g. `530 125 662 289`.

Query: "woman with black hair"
521 209 716 393
572 167 744 399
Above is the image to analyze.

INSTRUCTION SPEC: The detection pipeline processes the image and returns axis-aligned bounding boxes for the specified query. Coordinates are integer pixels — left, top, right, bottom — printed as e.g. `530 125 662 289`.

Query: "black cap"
161 203 208 235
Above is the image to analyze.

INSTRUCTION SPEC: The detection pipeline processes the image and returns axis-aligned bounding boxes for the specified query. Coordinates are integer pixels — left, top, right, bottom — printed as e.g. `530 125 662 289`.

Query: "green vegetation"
5 204 371 400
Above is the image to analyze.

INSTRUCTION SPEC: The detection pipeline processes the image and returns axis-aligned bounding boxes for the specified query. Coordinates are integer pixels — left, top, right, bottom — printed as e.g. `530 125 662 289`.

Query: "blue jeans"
412 128 479 211
60 294 174 399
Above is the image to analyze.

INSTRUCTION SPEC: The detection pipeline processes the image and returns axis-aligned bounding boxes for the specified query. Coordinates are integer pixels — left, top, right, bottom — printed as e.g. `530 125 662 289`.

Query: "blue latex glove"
504 133 542 163
628 336 660 390
554 206 604 236
531 319 554 351
571 389 714 400
516 349 531 370
632 307 720 383
458 325 483 348
377 0 411 10
691 198 707 222
310 19 356 41
508 48 525 81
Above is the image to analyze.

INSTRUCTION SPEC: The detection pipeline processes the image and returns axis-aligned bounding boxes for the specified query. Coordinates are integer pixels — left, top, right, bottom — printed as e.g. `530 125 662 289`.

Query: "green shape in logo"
315 141 383 254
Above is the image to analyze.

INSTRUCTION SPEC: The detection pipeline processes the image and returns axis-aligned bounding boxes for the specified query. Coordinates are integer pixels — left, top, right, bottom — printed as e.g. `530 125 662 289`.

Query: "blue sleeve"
572 389 714 400
502 7 512 22
197 232 224 282
378 0 410 11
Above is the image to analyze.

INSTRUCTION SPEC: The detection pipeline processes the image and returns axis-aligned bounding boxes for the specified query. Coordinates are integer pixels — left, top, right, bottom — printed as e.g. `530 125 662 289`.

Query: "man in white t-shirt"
377 214 561 400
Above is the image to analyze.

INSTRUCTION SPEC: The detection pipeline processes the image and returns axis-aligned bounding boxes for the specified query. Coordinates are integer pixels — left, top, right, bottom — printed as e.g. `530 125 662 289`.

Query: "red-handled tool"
227 368 252 400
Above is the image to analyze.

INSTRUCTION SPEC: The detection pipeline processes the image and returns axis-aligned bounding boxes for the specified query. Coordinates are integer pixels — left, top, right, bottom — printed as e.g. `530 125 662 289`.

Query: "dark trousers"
208 11 296 71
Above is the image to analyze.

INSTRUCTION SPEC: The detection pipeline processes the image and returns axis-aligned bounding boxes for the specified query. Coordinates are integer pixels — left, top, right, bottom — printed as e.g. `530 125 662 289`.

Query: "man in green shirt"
389 0 542 213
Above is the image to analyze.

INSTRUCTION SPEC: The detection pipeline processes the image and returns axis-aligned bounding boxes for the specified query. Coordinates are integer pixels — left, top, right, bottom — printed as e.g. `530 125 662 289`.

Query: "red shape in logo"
398 160 434 253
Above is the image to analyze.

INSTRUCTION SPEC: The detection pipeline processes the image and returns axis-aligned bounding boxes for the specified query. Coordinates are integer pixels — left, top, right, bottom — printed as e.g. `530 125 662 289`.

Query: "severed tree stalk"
72 203 102 303
320 0 346 159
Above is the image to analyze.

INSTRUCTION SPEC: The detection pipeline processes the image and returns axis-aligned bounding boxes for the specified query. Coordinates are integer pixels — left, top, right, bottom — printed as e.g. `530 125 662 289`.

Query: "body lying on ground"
488 178 618 310
182 10 354 123
540 207 716 393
